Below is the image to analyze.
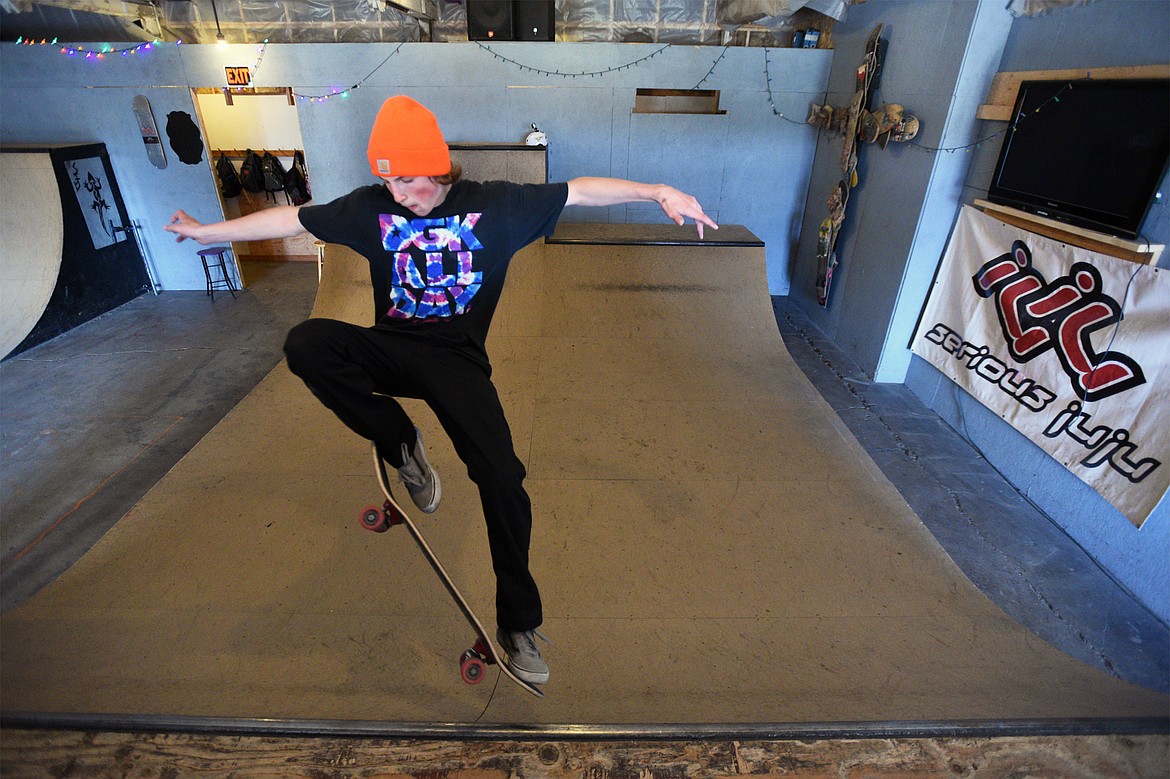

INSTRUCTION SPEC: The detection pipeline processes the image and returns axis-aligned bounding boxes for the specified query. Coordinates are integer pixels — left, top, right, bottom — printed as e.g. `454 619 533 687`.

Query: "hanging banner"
911 206 1169 527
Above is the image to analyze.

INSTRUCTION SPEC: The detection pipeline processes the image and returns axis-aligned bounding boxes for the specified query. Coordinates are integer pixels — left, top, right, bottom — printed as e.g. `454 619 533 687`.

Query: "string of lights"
690 45 728 90
12 33 1089 149
251 40 268 77
768 43 1087 155
906 78 1086 154
289 42 405 102
13 36 176 58
475 41 671 78
907 125 1006 154
763 48 816 127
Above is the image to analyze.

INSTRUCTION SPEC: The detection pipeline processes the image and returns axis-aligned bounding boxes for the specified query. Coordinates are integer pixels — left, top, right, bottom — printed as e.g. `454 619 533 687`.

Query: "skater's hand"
164 210 204 243
654 185 718 240
164 206 305 245
565 177 718 240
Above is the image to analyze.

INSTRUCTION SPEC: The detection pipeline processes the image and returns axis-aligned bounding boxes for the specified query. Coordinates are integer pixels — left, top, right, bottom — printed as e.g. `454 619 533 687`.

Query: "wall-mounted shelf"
633 89 725 115
977 64 1169 121
212 148 300 157
194 86 295 106
447 143 547 185
448 143 545 151
974 199 1163 265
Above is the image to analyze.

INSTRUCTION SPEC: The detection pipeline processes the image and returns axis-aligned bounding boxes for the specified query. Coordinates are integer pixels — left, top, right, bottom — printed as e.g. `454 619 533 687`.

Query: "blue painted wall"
0 41 830 294
2 7 1163 620
902 0 1169 622
782 0 1166 621
0 45 219 291
969 0 1170 254
788 0 1012 381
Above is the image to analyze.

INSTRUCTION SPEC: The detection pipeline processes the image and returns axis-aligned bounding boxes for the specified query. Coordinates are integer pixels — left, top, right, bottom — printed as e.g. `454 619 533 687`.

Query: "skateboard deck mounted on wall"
132 95 167 169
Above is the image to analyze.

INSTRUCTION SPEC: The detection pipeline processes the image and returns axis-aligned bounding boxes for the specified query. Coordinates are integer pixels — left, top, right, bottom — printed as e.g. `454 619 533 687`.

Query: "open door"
191 87 316 288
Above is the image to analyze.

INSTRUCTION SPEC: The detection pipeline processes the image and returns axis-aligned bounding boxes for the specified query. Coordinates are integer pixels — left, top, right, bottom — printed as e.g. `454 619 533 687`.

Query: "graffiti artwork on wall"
67 157 125 250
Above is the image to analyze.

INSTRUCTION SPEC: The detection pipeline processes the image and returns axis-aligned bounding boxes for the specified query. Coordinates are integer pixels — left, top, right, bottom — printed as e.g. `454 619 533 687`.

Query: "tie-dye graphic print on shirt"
380 213 484 320
296 180 569 356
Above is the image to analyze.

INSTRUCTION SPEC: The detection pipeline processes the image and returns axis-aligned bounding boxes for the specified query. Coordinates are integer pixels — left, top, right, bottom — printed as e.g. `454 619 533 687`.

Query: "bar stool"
197 246 238 300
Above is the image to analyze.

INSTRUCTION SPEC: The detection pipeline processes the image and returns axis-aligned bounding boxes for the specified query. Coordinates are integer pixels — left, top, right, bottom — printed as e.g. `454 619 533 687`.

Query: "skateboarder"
165 95 717 686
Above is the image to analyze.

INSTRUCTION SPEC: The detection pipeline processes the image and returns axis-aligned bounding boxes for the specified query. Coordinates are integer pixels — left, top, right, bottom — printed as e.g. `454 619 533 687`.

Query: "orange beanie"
367 96 451 178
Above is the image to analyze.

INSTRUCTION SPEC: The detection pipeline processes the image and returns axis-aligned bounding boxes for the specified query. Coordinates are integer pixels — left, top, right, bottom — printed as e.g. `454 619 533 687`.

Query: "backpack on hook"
238 149 266 194
260 151 288 203
215 154 241 198
284 150 311 206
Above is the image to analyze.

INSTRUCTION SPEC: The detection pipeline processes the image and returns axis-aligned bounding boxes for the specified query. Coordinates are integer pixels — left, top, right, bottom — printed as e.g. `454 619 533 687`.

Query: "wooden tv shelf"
974 200 1163 266
976 64 1169 122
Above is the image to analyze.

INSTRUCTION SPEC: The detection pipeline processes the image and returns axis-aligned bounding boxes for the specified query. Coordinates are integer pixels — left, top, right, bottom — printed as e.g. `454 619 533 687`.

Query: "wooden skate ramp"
0 152 63 359
1 237 1165 726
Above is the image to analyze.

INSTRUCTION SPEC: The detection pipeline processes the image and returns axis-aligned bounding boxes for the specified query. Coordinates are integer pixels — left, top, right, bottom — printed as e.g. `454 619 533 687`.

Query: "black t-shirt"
299 179 568 364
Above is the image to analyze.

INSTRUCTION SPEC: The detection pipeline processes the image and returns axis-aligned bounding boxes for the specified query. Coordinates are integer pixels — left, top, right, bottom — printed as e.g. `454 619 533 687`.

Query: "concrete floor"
772 298 1170 696
1 260 319 610
0 244 1165 729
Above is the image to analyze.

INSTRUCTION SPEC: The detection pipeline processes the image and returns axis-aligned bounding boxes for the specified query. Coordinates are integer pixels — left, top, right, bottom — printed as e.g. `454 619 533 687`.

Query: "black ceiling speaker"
515 0 555 41
467 0 514 41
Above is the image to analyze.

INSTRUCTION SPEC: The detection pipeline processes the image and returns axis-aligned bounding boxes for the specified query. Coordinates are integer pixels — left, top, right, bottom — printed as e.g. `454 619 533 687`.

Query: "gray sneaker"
397 427 441 514
496 628 550 685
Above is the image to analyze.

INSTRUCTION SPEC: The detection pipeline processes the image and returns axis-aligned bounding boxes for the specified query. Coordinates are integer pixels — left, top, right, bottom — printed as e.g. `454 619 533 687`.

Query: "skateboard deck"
132 95 167 169
820 23 883 308
360 442 544 698
815 216 837 307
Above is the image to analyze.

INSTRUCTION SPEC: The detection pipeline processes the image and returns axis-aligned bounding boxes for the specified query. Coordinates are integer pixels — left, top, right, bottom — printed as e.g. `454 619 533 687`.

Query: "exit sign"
225 66 252 87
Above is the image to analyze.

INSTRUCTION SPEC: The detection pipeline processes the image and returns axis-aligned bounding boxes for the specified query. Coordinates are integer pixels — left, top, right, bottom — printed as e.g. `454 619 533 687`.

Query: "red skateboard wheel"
460 651 486 684
359 506 389 532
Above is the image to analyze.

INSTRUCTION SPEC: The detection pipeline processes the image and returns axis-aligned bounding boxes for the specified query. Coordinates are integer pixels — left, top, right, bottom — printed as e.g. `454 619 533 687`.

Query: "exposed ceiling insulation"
1 1 848 46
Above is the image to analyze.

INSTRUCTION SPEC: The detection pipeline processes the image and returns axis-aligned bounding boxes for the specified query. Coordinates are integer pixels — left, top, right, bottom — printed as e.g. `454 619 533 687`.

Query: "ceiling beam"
6 0 159 17
385 0 437 21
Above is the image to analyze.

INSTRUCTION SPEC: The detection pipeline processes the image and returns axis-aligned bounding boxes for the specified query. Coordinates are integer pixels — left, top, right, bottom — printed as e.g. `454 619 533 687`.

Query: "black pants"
283 318 542 631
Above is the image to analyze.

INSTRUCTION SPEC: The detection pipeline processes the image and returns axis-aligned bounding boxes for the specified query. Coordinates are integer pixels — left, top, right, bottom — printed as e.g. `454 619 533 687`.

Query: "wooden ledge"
548 223 763 247
975 200 1163 265
977 64 1169 121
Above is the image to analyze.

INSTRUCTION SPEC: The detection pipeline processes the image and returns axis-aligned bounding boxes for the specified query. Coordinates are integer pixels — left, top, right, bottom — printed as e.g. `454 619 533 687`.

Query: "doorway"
192 87 316 288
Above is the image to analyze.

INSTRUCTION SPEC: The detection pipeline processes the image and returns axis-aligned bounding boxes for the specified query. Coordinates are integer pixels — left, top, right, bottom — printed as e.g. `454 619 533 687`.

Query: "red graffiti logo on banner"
972 240 1145 403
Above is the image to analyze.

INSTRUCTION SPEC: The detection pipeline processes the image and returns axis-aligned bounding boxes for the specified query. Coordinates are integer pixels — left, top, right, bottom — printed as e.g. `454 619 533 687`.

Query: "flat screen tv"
986 78 1169 240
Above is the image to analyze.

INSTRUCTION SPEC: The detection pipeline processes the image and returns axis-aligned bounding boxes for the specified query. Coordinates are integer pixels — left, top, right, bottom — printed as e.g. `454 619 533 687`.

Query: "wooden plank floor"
2 730 1166 778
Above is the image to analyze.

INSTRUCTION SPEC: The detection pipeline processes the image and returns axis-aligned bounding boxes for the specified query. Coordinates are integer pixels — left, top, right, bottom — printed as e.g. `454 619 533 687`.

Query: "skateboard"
359 442 544 698
132 95 167 169
860 24 884 103
840 24 883 174
815 216 837 307
819 24 883 308
815 177 851 307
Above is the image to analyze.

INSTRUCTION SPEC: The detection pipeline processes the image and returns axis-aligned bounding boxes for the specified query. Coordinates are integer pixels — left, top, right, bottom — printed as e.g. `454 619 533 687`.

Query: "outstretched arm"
164 205 307 244
565 177 718 239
